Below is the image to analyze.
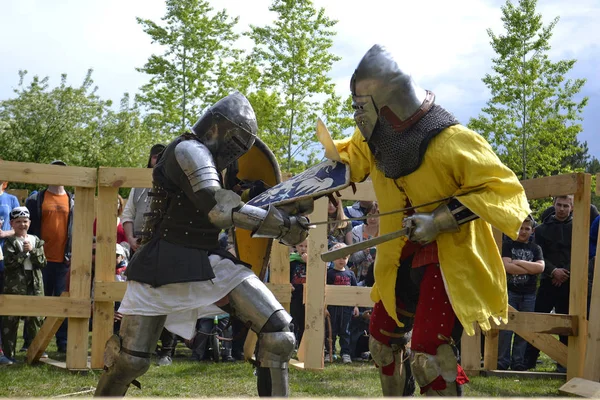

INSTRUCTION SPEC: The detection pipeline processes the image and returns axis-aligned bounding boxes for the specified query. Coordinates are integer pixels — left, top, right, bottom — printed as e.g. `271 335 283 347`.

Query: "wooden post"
65 187 95 369
567 173 591 380
91 186 119 369
461 324 481 375
26 292 69 364
583 216 600 381
270 242 292 312
483 228 503 370
483 329 499 370
302 197 328 370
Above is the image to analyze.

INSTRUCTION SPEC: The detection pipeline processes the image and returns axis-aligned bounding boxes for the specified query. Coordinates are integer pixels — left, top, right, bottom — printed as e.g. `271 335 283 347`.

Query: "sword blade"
320 227 411 263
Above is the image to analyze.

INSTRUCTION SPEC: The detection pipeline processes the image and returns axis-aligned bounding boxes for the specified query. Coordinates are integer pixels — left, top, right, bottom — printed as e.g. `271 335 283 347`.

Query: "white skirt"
118 254 255 339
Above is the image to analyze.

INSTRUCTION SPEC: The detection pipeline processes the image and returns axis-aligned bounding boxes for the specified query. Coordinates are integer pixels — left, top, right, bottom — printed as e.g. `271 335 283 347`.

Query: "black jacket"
25 189 74 264
534 214 572 280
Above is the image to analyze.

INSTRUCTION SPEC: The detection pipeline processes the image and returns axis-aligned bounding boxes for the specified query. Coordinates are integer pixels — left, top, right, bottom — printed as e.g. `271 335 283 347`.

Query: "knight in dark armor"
94 92 309 397
330 45 531 396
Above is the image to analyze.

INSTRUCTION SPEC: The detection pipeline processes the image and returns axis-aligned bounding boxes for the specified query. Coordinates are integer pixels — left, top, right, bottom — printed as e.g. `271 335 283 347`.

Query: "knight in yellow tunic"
333 45 530 396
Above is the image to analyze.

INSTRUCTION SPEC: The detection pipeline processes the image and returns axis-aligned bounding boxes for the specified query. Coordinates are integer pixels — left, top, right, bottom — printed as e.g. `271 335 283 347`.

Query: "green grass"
0 321 566 397
0 341 565 397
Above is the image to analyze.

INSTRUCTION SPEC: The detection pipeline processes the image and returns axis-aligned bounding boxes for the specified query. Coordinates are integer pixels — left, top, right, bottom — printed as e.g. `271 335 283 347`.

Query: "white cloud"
0 0 598 155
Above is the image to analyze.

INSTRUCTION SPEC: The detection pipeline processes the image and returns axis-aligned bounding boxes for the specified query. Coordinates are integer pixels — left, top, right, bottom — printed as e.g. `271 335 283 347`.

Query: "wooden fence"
0 160 599 383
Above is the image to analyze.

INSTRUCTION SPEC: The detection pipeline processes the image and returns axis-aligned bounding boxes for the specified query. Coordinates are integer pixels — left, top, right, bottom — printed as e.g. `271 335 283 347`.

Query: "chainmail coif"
368 104 459 179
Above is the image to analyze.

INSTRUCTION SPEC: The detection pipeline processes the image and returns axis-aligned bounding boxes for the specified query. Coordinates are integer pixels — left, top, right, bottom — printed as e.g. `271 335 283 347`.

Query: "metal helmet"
191 92 258 171
350 44 435 141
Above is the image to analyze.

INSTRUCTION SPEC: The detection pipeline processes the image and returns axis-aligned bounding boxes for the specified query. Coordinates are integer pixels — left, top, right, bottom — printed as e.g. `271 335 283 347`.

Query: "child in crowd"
349 263 375 361
0 180 20 365
1 207 47 361
498 215 544 371
325 242 359 364
290 239 308 347
0 244 9 365
115 244 128 282
113 244 129 334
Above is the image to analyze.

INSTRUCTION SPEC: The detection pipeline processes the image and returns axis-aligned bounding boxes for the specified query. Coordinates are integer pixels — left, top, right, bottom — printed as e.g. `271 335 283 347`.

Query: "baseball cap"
150 144 165 156
116 243 127 257
50 160 67 166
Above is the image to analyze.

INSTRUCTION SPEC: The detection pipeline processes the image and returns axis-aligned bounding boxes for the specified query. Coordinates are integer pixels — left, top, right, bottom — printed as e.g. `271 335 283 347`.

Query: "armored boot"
94 315 165 397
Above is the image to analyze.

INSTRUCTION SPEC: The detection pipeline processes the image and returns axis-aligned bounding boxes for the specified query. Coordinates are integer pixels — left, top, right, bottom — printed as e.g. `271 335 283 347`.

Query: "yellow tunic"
334 125 530 335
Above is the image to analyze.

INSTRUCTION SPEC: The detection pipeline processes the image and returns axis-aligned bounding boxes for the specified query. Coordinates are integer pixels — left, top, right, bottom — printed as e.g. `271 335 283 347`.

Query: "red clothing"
369 241 469 392
411 263 469 393
93 219 127 244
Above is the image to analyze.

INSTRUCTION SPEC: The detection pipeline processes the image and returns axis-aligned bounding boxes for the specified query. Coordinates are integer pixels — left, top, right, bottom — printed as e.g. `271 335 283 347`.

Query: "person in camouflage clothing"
1 206 46 361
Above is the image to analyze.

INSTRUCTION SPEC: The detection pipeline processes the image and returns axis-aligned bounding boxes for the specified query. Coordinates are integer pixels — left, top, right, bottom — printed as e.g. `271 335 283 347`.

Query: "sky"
1 0 599 159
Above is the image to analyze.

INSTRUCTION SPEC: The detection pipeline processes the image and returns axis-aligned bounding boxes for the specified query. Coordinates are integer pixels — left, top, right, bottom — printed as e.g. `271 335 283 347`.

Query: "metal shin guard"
410 344 459 397
369 335 415 397
256 330 296 397
228 277 295 397
94 315 166 397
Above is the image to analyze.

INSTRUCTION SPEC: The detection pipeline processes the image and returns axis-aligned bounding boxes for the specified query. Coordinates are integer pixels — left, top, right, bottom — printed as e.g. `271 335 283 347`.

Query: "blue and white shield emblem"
246 160 350 208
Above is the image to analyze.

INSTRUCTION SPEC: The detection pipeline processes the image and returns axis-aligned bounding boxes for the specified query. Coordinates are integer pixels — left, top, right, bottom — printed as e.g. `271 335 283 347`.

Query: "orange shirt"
41 191 69 262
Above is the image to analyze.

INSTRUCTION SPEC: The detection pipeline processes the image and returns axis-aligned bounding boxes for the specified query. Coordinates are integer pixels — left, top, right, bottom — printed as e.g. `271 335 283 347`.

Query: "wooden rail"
1 160 598 382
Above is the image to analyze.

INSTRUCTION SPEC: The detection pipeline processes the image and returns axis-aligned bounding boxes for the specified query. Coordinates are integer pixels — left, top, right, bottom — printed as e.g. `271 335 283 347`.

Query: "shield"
246 159 350 209
226 137 281 279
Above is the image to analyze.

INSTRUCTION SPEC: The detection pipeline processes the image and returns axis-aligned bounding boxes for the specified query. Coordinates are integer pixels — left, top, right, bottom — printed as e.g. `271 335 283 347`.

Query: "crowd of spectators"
289 199 378 365
1 153 599 371
499 195 598 373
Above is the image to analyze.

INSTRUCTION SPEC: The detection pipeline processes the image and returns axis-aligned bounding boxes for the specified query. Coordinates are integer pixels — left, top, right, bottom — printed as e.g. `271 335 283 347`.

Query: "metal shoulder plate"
174 140 221 192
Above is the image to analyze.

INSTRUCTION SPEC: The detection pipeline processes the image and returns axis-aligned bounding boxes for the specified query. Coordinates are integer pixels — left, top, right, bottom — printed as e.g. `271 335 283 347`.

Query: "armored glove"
403 204 459 244
279 214 310 246
251 205 309 246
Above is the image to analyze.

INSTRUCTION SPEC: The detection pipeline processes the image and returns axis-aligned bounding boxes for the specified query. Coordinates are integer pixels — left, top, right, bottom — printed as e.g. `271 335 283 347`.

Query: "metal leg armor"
228 277 295 397
369 335 415 396
94 315 166 397
410 344 459 397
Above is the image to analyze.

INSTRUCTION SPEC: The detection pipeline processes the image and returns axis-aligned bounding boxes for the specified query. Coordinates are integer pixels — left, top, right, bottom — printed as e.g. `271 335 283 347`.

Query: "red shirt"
93 218 128 244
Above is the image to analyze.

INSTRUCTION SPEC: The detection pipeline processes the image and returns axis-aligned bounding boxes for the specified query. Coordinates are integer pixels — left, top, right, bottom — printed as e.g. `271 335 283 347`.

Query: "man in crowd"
25 160 73 353
524 195 573 372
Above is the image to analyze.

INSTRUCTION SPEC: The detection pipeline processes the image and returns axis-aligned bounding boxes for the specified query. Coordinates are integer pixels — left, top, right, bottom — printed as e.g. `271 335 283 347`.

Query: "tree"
0 70 153 171
135 0 242 138
468 0 588 180
245 0 353 173
562 139 590 172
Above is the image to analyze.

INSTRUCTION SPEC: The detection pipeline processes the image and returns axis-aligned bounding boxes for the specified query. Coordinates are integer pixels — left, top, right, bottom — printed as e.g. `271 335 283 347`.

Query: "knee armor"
258 330 296 369
369 335 415 396
410 344 458 388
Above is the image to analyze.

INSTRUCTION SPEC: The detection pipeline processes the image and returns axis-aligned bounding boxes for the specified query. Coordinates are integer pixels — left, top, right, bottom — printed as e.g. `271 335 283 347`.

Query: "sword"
308 195 456 228
320 226 411 262
308 187 486 228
